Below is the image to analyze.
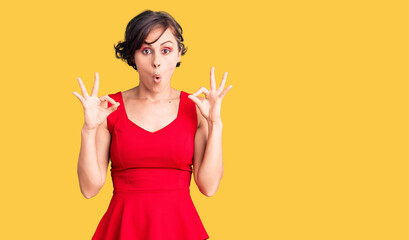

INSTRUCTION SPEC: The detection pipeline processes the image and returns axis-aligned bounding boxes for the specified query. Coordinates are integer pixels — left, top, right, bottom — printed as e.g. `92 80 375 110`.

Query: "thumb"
188 94 202 107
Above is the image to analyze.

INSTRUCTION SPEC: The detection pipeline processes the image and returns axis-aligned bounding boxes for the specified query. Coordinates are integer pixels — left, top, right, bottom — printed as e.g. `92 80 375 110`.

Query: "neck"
134 84 174 102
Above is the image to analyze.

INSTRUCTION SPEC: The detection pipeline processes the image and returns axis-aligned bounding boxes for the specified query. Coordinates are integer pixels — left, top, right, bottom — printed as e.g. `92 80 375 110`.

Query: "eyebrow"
143 40 174 46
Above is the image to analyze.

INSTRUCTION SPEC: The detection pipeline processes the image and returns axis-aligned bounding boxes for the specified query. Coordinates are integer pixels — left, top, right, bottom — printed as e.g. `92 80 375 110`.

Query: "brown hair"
114 10 188 71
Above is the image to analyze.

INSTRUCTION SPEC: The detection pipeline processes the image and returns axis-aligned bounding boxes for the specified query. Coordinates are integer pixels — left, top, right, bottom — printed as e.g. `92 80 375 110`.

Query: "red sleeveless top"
91 90 210 240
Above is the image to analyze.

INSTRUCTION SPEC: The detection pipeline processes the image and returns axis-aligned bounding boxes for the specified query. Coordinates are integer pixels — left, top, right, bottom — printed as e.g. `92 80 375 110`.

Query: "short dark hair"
114 10 187 71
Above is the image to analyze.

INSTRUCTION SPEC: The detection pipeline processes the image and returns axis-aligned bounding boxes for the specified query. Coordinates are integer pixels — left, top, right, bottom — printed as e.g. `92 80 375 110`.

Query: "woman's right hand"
72 72 120 130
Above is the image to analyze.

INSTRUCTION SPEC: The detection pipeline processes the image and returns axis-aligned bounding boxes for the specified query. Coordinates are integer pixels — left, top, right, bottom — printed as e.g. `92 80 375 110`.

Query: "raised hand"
188 67 232 123
72 72 120 130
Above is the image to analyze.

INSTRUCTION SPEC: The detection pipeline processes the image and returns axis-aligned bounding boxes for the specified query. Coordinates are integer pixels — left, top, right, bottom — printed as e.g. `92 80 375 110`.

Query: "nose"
152 52 161 68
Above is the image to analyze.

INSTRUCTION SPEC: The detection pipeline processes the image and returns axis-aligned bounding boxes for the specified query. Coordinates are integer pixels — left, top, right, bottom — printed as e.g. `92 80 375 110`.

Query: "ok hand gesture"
188 67 233 123
72 72 120 130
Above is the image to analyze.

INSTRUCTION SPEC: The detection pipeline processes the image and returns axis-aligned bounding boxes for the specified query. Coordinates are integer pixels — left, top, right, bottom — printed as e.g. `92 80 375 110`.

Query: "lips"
153 74 161 83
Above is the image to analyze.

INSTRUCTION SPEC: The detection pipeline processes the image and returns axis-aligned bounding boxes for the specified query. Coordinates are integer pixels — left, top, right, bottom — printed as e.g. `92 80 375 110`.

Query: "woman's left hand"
188 67 233 123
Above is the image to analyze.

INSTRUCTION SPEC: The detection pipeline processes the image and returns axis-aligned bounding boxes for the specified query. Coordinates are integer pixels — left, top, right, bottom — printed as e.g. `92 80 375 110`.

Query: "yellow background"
0 0 408 239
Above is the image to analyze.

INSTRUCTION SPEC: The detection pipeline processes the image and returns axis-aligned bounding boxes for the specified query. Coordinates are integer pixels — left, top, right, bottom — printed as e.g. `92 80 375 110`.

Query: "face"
133 27 181 90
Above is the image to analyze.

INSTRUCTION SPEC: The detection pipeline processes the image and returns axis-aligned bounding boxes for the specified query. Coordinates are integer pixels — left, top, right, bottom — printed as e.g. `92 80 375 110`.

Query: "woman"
73 10 232 240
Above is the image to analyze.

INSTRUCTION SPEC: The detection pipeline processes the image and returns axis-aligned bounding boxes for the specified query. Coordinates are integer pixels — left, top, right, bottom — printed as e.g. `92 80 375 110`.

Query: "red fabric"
91 90 210 240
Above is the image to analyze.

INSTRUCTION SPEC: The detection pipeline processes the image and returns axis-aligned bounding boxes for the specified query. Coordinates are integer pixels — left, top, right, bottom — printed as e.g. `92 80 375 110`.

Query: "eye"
142 48 151 54
162 48 172 54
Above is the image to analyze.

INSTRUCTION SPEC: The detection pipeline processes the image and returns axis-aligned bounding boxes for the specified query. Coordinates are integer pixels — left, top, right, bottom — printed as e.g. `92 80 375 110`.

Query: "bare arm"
73 72 119 199
77 119 111 199
188 67 232 197
193 105 224 197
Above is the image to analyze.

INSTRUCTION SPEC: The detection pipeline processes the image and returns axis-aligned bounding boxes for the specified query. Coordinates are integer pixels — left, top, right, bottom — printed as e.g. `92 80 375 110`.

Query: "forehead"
144 27 177 45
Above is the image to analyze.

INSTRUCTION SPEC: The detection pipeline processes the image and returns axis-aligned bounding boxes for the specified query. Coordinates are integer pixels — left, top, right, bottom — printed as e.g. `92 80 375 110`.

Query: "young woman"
73 10 232 239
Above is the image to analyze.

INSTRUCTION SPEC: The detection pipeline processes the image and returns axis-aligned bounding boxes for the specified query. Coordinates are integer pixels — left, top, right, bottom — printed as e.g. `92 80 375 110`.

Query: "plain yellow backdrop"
0 0 408 239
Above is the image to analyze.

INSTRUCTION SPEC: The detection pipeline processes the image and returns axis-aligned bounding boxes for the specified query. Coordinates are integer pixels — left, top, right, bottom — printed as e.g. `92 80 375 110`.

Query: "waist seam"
113 188 190 194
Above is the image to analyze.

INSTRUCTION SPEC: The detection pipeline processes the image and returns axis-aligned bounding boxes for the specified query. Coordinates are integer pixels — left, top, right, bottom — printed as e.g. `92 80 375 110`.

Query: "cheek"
169 52 180 64
134 55 147 67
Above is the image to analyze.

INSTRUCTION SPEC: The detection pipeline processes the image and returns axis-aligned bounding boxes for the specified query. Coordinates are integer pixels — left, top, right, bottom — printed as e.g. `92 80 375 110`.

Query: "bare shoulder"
121 88 135 101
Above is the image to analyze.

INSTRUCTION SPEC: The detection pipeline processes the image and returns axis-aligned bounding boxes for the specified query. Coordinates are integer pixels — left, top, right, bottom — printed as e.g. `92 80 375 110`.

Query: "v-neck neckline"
119 90 183 134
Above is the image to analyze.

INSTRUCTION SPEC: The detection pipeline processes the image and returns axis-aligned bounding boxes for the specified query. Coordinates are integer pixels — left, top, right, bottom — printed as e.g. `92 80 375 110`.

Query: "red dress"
91 90 210 240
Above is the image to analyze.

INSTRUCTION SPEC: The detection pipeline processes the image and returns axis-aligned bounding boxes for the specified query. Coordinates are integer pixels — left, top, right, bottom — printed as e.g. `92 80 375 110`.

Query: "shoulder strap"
107 91 122 133
182 91 198 131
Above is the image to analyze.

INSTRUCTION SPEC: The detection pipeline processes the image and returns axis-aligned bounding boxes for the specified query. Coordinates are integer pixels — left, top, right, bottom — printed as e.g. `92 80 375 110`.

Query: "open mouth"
154 74 161 82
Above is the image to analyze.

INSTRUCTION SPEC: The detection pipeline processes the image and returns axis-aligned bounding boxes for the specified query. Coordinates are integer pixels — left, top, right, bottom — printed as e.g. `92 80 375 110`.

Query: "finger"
91 72 99 97
187 94 202 107
107 102 120 114
192 87 209 97
217 72 228 94
77 77 90 98
210 66 216 90
72 91 86 106
219 85 233 99
99 95 118 105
